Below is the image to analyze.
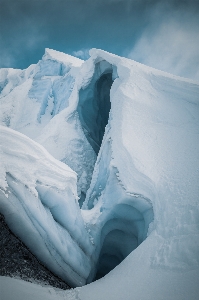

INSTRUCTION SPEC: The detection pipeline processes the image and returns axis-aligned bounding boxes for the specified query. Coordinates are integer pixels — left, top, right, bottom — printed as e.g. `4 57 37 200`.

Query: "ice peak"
44 48 83 67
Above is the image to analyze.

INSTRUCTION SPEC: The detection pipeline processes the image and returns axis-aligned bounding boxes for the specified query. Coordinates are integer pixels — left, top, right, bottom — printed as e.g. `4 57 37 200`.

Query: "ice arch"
78 61 114 154
93 200 153 281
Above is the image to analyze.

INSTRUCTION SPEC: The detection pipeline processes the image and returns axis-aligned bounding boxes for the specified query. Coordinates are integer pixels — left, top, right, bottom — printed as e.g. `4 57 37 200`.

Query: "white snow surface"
0 276 80 300
0 48 199 299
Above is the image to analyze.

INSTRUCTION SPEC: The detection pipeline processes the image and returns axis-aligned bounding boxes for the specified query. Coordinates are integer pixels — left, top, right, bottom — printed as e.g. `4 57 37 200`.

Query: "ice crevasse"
0 48 199 299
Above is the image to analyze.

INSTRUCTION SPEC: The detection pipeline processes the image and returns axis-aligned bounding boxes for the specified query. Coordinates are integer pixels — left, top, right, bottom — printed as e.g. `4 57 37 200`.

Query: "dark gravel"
0 213 71 290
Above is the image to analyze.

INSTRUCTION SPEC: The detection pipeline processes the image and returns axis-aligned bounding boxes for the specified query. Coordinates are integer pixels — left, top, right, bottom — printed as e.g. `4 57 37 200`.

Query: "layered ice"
0 126 94 286
1 48 199 299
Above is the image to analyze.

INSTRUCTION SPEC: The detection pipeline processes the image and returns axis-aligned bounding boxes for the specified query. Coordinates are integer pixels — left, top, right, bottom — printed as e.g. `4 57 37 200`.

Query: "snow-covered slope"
0 48 199 299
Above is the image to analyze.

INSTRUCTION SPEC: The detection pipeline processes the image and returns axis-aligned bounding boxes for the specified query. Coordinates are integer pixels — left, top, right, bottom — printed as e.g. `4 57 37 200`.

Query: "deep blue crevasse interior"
78 62 113 154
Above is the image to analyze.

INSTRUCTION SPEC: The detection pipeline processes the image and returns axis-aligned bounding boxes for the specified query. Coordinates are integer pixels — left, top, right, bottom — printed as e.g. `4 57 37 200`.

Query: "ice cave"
94 200 154 280
0 48 199 300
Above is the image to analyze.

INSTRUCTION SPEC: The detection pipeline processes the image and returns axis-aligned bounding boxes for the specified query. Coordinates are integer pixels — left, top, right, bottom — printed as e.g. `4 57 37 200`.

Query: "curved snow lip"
0 126 77 196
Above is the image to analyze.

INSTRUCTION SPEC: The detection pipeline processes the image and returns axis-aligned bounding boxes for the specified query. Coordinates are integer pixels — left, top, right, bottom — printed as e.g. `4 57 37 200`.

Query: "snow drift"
0 48 199 299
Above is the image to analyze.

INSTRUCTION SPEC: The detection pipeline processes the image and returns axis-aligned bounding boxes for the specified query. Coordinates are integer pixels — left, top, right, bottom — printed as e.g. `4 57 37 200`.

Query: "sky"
0 0 199 80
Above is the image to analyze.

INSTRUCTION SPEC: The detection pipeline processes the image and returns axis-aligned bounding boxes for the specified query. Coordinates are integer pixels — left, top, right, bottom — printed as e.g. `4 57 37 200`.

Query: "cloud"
127 4 199 80
0 25 48 68
0 0 199 70
72 49 90 60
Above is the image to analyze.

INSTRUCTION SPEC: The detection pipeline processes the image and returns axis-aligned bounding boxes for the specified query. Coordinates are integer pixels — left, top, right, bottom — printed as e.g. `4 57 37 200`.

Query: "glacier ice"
0 48 199 300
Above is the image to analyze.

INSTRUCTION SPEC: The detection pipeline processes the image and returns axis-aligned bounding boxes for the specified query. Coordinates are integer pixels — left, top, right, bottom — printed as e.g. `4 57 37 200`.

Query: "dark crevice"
78 62 114 154
79 192 86 208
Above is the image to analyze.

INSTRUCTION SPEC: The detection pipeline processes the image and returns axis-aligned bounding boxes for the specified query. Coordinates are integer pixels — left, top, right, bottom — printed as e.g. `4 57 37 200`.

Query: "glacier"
0 48 199 300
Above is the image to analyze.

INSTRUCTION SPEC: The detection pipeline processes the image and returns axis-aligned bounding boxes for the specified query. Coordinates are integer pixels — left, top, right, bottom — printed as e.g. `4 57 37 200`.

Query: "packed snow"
0 48 199 299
